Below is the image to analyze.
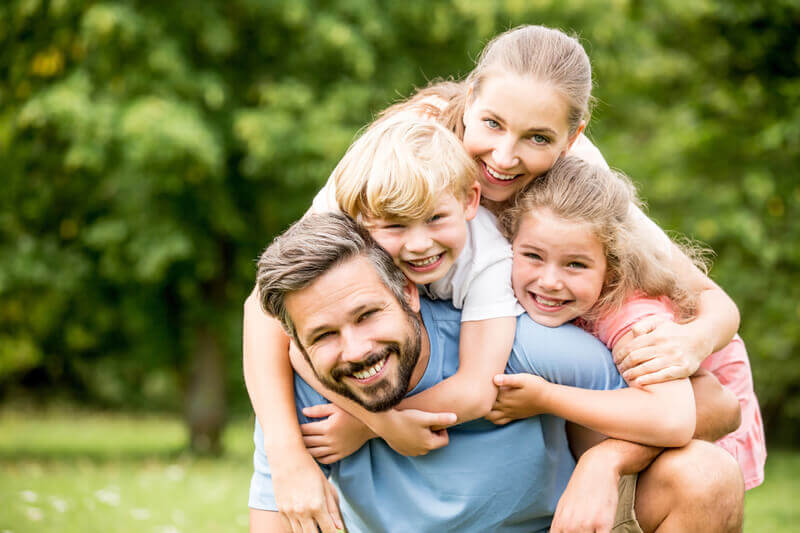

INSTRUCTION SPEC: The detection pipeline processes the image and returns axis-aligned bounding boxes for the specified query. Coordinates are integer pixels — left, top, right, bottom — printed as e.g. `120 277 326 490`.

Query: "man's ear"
463 181 481 221
403 277 421 313
562 121 586 156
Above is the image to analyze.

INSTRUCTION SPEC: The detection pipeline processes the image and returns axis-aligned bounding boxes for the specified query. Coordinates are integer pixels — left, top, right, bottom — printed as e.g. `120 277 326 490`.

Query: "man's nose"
340 327 373 363
492 136 520 169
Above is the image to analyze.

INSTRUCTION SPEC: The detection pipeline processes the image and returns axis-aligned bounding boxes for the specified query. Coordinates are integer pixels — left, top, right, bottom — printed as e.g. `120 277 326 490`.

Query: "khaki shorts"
612 474 644 533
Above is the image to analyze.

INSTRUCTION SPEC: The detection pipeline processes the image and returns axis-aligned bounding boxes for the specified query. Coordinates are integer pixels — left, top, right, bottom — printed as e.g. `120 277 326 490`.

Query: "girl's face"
462 73 582 203
511 209 607 327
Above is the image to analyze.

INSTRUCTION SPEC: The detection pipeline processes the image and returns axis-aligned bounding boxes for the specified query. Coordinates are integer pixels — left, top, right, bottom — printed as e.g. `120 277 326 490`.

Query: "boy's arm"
243 289 343 532
397 317 515 422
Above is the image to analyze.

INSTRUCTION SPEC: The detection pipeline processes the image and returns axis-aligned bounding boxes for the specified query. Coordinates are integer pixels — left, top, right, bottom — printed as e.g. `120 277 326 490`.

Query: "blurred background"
1 0 798 531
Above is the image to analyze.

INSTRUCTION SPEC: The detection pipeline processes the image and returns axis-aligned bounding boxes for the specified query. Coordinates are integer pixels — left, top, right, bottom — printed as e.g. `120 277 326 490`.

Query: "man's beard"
314 311 422 412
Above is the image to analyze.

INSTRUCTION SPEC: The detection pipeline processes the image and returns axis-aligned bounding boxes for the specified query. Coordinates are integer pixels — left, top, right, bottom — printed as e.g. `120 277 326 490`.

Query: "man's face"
285 256 423 412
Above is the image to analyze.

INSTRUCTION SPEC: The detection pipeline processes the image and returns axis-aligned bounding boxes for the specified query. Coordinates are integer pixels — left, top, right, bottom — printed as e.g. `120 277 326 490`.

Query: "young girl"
493 155 766 490
243 24 743 529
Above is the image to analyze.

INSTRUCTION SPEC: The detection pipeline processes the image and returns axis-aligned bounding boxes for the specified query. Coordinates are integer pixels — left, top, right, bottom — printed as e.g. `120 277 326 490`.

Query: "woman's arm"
487 373 695 447
243 289 343 532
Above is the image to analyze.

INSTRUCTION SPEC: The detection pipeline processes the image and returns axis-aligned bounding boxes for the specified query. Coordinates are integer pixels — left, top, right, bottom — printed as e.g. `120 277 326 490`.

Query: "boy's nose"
404 228 433 253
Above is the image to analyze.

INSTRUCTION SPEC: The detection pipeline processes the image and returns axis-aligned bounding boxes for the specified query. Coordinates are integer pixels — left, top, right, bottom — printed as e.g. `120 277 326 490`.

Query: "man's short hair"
257 212 409 344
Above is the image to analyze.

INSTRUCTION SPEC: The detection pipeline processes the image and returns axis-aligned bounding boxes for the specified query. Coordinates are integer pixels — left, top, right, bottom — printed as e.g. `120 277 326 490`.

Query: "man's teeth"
486 165 517 181
535 294 564 307
409 254 441 267
352 357 387 380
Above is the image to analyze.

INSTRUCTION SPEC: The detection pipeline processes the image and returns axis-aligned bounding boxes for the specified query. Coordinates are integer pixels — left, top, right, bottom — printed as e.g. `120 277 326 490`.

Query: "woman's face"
462 73 581 203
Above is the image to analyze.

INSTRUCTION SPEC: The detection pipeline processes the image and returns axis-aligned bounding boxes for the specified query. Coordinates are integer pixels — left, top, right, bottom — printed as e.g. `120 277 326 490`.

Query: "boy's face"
365 184 480 285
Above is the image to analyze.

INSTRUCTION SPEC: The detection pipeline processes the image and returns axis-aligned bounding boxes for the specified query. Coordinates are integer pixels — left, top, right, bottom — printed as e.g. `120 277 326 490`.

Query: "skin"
461 73 584 205
363 183 480 286
510 210 607 328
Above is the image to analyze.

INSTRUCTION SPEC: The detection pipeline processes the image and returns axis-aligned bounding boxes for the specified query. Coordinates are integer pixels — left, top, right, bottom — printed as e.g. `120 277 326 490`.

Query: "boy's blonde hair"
500 156 709 323
332 113 478 221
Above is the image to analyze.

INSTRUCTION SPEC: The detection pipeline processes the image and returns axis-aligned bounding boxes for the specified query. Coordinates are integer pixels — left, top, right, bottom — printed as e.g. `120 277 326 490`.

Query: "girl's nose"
539 265 563 290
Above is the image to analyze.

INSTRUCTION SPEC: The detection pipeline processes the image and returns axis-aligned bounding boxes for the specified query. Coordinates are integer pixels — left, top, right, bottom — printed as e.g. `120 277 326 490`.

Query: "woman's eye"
484 118 500 129
531 134 549 144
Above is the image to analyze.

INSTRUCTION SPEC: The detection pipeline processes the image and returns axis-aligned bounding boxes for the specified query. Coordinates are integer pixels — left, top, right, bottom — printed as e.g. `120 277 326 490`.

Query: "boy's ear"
463 181 481 221
562 121 586 157
402 277 421 313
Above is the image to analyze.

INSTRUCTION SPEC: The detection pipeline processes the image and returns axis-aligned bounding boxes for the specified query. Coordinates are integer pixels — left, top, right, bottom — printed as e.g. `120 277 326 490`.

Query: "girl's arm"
615 245 741 386
398 316 516 422
487 371 696 447
242 289 343 532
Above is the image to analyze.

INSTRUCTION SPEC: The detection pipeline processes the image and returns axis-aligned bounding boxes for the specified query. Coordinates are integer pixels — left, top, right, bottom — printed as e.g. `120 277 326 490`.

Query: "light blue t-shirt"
249 298 626 532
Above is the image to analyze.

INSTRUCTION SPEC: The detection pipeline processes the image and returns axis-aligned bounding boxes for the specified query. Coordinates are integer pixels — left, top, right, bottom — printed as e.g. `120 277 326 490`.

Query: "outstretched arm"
243 289 343 532
488 373 695 447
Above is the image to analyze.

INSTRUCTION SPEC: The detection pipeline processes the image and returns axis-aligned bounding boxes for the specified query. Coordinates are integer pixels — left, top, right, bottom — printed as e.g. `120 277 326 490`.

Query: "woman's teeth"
352 357 387 380
486 165 517 181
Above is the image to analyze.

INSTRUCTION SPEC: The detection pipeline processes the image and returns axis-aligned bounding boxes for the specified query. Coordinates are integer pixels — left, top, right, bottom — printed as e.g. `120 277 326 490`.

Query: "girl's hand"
371 408 457 456
270 450 344 533
487 373 550 425
613 316 713 387
301 403 373 464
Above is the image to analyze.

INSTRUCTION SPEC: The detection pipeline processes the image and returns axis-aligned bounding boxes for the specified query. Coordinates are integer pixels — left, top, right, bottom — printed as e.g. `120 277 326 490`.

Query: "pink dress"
591 296 766 490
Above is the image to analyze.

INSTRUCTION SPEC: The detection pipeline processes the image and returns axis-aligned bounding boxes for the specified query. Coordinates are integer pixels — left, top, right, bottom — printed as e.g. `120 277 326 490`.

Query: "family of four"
243 25 766 532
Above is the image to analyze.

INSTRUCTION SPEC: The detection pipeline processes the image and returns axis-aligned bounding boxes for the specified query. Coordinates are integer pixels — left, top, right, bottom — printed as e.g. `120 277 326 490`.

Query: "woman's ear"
562 121 586 156
463 181 482 221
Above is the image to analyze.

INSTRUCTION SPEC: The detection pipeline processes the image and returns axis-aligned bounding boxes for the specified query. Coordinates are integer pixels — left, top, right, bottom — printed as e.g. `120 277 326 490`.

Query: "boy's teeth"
486 165 516 181
352 357 387 380
409 254 441 267
535 295 563 307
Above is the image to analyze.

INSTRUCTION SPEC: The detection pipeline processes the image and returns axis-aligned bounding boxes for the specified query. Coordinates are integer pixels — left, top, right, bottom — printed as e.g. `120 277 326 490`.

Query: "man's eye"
357 310 376 322
312 331 333 344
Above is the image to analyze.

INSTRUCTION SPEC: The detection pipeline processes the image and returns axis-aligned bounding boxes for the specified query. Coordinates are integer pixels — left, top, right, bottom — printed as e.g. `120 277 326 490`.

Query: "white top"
310 180 522 322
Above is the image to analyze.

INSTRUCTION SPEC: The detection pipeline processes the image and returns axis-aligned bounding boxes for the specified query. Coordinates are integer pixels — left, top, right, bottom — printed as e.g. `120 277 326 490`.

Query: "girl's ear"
403 277 421 313
463 181 482 221
562 121 586 156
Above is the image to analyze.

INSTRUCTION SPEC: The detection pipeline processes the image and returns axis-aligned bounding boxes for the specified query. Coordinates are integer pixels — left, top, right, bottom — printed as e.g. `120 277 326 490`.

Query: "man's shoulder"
420 296 461 323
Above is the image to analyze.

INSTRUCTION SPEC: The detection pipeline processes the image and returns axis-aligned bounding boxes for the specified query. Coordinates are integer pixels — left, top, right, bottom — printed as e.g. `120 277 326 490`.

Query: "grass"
0 407 796 532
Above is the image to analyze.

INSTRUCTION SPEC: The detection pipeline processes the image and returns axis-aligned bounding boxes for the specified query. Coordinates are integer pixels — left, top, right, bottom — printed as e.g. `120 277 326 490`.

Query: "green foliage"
1 0 798 443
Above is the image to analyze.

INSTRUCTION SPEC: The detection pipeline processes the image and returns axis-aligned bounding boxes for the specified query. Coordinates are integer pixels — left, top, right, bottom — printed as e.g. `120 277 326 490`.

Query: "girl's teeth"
352 357 386 380
486 165 517 181
535 295 563 307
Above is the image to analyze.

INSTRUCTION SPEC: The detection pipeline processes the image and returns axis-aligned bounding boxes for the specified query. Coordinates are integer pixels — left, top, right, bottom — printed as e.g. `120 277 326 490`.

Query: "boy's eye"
484 118 500 129
384 223 406 230
428 213 446 223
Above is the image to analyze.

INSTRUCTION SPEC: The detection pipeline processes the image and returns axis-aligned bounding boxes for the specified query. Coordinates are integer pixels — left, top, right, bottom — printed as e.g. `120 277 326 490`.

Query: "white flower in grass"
20 490 38 503
25 507 44 521
94 486 120 506
130 508 151 520
49 497 69 513
165 464 185 481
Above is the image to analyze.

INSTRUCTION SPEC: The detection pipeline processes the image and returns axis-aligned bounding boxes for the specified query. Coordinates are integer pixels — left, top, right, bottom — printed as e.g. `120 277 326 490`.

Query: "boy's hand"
372 408 457 456
270 449 344 533
301 403 373 464
614 316 711 387
487 373 550 425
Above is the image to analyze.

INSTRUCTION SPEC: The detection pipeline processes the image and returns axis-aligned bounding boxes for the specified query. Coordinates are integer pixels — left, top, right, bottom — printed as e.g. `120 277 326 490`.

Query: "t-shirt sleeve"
248 376 332 510
508 316 627 391
594 296 676 349
461 257 524 322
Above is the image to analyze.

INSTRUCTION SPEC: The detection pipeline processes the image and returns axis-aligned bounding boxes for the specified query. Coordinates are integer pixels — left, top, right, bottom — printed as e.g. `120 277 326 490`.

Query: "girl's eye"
484 118 500 129
524 252 543 261
568 261 587 269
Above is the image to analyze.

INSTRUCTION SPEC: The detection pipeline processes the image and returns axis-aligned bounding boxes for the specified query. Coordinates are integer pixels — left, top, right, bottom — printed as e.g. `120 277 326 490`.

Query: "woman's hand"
270 449 344 533
613 316 713 387
301 403 373 464
487 373 550 425
370 408 457 456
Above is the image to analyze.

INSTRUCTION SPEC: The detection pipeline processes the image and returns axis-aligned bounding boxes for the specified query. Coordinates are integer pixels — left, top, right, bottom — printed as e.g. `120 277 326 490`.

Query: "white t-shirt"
310 180 522 322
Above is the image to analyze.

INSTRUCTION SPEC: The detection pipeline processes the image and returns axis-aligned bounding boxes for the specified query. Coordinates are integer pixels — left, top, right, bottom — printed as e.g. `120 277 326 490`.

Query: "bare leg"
635 439 744 533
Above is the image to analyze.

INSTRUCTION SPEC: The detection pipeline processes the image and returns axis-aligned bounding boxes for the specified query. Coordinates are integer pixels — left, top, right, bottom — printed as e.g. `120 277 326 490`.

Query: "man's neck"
407 311 431 393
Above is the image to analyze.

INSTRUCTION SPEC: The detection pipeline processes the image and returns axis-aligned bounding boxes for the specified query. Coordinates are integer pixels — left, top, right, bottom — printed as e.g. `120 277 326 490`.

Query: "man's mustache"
330 344 397 381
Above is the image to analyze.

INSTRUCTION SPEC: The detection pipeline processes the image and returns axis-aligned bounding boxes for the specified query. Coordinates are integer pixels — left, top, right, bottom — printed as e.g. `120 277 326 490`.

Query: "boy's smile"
365 184 480 286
